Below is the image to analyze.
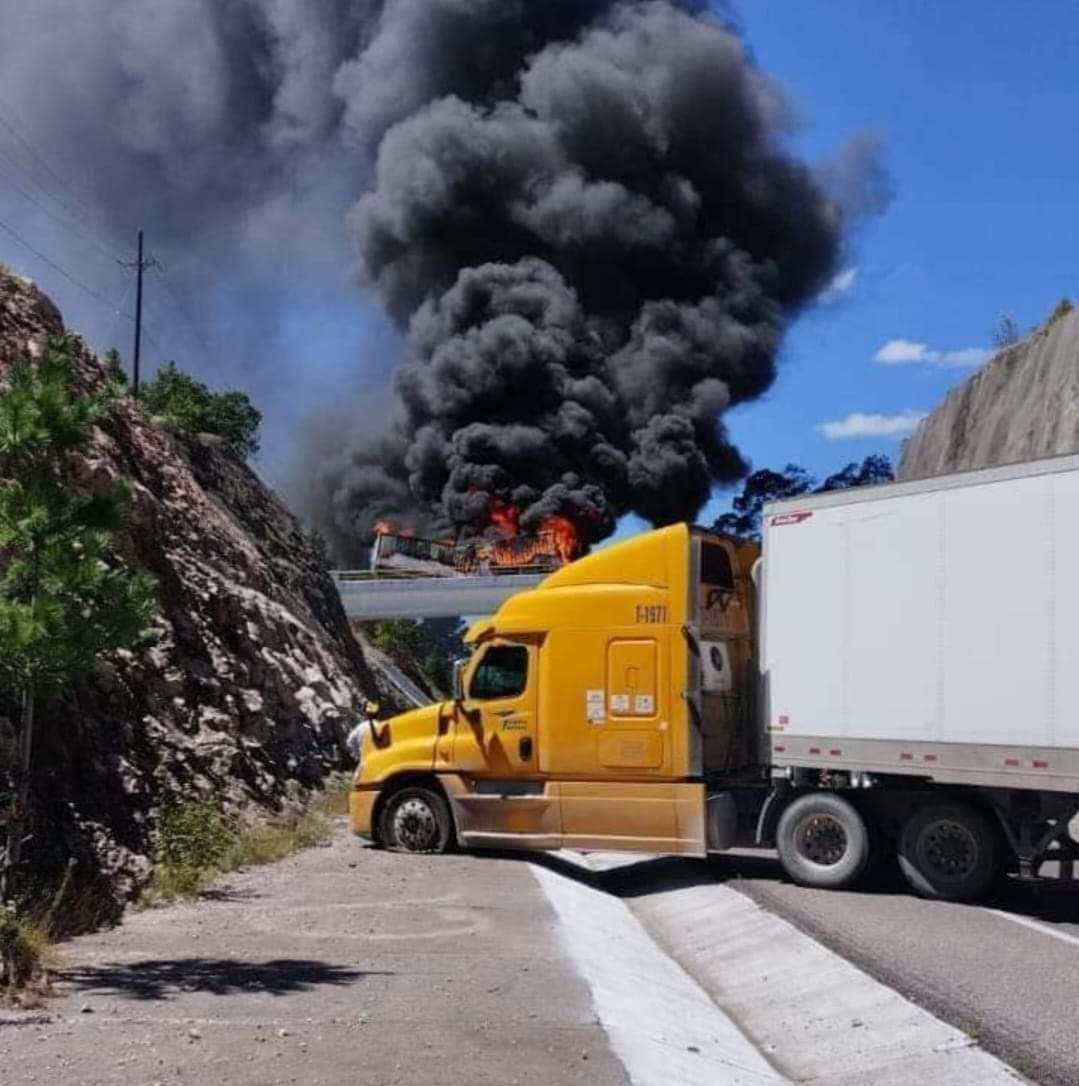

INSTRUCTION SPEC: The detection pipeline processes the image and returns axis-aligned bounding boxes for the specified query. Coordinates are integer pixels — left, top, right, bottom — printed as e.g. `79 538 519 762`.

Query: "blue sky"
684 0 1079 526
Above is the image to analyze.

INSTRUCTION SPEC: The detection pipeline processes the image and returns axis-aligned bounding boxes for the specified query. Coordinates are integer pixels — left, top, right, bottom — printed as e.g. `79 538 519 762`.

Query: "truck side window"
701 542 735 590
470 645 528 700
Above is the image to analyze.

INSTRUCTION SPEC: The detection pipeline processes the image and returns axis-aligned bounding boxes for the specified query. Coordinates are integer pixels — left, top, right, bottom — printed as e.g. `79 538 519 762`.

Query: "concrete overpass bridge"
332 571 544 620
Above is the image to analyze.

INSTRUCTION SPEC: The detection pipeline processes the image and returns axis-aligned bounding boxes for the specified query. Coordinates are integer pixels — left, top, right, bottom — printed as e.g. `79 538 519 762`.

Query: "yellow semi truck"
350 457 1079 901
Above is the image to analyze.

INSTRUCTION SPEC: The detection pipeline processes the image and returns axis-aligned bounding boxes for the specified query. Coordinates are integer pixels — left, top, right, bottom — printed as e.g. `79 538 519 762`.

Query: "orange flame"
373 520 417 539
488 497 521 537
540 515 580 563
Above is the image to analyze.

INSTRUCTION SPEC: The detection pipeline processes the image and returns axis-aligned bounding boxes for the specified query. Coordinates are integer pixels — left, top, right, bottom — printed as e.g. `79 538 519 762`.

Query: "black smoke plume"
317 0 885 555
0 1 887 560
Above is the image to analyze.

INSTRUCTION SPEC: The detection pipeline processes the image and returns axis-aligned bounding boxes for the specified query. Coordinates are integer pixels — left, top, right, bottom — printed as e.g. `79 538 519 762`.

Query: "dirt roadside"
2 826 628 1086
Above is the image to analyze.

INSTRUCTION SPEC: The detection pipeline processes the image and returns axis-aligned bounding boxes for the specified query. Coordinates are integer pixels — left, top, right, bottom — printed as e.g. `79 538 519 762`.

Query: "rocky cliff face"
0 270 377 922
899 308 1079 479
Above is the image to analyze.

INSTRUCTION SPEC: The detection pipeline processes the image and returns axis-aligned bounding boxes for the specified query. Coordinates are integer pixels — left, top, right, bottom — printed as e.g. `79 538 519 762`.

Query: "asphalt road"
593 850 1079 1086
1 832 626 1086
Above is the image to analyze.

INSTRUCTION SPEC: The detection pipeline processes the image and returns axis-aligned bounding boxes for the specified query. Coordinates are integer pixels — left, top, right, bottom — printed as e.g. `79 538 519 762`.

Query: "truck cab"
353 456 1079 902
349 523 759 856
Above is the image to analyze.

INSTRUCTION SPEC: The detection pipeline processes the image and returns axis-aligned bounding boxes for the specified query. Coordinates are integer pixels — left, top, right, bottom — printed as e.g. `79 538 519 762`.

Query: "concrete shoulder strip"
627 881 1025 1085
530 862 785 1086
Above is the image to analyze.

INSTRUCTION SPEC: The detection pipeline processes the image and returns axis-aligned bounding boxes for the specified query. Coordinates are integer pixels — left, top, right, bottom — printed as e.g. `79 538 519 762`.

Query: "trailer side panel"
762 458 1079 786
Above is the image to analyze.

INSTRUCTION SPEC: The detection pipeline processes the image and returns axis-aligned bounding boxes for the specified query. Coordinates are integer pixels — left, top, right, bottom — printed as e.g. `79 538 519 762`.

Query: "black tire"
898 804 1000 902
776 792 872 890
379 786 455 855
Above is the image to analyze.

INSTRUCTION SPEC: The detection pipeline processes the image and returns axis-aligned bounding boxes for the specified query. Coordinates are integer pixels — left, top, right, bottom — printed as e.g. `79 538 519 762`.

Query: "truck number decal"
636 605 667 624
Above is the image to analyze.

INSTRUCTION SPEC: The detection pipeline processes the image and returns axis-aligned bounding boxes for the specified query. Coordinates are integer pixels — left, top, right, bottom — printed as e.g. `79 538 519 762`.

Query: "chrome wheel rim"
795 813 848 867
393 797 439 851
918 820 977 882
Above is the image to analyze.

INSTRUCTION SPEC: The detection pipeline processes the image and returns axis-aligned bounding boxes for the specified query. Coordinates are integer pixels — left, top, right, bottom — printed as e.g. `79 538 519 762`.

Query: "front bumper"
349 788 379 839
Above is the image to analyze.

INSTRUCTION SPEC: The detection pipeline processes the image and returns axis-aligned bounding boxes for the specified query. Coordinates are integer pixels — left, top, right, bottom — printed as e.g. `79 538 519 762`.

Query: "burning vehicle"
370 506 580 577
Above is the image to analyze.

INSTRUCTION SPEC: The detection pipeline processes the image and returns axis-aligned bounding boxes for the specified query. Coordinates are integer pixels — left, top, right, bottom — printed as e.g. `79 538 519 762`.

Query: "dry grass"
1 910 49 989
0 868 69 1003
0 773 355 997
139 774 351 908
318 772 353 817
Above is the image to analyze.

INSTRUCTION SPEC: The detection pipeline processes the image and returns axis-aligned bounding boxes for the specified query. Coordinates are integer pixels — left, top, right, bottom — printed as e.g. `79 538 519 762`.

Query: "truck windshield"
470 645 528 700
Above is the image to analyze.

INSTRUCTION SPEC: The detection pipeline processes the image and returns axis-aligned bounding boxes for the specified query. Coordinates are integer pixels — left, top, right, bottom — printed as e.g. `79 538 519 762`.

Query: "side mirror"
364 699 381 718
452 658 468 703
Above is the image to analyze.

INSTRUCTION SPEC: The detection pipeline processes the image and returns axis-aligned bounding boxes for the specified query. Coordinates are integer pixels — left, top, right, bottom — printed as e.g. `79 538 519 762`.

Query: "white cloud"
818 266 858 304
874 338 990 369
875 338 933 364
817 409 928 441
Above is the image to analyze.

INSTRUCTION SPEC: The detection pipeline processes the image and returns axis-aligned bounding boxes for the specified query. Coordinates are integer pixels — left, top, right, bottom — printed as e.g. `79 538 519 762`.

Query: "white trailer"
752 454 1079 899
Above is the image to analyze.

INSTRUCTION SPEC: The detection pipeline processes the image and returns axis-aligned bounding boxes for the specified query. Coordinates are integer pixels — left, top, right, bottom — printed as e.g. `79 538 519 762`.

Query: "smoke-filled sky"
0 0 889 559
5 2 1069 559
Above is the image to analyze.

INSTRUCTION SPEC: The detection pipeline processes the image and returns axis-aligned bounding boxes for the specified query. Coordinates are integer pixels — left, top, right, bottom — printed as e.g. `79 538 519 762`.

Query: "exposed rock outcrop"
899 309 1079 479
0 269 377 922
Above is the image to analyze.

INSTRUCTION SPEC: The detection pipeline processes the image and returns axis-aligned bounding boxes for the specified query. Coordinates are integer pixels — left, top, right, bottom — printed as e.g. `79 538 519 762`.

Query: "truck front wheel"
776 793 871 890
380 786 454 855
897 804 999 901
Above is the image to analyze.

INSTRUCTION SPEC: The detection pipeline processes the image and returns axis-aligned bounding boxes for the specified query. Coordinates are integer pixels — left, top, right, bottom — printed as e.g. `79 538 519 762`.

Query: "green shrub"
151 799 233 871
367 618 465 696
140 362 261 459
141 793 339 907
219 811 332 869
304 526 333 568
104 348 128 387
991 313 1020 349
1046 298 1073 330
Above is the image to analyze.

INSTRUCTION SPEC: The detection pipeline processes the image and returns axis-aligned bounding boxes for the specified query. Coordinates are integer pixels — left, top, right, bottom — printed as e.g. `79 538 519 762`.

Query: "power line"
0 213 124 312
0 101 110 230
103 274 137 351
0 101 227 392
0 208 170 384
0 213 165 357
154 263 216 368
0 100 131 267
0 153 124 264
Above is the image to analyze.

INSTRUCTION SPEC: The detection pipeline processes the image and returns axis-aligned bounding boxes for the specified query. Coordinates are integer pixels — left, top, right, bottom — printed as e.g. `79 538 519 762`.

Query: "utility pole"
119 230 156 398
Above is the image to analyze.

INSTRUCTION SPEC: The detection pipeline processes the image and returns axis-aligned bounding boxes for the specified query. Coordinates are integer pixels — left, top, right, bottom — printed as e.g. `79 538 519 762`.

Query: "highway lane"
712 855 1078 1086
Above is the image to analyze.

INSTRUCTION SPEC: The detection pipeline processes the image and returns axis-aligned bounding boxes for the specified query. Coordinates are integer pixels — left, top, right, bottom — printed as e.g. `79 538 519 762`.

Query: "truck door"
455 640 539 778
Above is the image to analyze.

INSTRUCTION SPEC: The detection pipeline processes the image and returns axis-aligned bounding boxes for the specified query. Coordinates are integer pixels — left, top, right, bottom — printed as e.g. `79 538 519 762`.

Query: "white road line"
984 908 1079 949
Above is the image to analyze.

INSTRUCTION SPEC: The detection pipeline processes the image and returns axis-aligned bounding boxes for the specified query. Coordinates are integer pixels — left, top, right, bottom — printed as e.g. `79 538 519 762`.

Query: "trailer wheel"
898 804 999 901
380 786 454 855
776 793 871 889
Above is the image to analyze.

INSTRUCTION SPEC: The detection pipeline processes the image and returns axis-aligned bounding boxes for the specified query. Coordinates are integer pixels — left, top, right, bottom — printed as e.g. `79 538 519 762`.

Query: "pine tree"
103 347 128 387
713 457 894 541
140 362 262 459
0 336 158 908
